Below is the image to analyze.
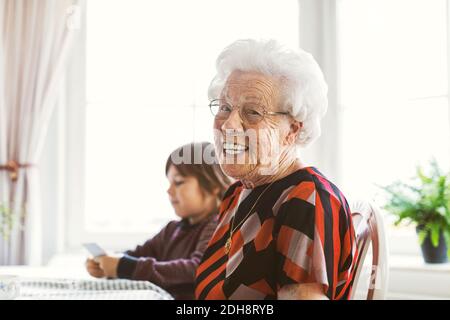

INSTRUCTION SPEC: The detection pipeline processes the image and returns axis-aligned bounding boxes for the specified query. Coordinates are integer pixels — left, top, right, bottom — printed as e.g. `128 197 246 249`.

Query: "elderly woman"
195 39 357 300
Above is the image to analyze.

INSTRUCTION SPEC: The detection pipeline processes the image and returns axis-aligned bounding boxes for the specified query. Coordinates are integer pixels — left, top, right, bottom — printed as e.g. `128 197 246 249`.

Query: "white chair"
349 201 389 300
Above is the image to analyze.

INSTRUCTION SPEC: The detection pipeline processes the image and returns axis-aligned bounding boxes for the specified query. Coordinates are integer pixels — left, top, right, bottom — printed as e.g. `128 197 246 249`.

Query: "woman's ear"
285 121 302 145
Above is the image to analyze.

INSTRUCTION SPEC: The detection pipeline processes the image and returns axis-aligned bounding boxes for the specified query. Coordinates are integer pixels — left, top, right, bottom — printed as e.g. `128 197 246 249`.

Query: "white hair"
208 39 328 147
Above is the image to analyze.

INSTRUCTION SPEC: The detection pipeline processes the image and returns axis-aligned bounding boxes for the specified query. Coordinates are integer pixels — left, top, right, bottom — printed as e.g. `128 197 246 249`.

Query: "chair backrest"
349 201 389 300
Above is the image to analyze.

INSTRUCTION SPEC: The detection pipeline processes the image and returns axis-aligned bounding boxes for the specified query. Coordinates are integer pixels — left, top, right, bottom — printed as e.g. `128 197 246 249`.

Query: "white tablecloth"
0 266 173 300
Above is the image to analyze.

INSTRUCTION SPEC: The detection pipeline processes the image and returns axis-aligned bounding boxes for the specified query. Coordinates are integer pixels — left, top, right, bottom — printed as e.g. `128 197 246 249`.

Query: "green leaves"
417 229 428 245
430 224 441 248
417 167 433 185
0 203 13 240
444 230 450 257
0 203 27 241
380 159 450 253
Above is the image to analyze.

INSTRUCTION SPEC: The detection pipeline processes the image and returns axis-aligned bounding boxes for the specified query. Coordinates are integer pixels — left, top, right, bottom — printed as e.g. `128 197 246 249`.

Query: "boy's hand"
96 255 120 278
85 258 105 278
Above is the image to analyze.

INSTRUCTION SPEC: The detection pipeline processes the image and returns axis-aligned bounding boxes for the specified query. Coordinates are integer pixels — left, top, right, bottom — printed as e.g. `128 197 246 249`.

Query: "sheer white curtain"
0 0 79 265
298 0 341 184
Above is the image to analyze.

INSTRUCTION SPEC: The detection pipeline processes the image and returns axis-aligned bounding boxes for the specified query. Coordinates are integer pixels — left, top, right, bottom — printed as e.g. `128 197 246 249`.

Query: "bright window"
337 0 450 254
81 0 299 240
338 0 450 199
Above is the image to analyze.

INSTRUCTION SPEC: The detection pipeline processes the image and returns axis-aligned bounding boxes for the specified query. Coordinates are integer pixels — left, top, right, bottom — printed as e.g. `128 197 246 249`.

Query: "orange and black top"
195 167 358 300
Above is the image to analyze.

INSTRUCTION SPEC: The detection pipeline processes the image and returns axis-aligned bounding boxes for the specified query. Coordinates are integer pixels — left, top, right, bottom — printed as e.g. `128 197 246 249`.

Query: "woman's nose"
167 185 174 196
220 108 244 131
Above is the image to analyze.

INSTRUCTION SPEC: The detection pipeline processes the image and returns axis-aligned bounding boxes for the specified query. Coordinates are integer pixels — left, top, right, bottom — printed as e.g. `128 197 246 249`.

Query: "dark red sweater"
117 214 218 299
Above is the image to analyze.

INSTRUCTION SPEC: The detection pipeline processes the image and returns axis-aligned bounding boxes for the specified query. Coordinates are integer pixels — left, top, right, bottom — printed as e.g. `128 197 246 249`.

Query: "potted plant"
380 159 450 263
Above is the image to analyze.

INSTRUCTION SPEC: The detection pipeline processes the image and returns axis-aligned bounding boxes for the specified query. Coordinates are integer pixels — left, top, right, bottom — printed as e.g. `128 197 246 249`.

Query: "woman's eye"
219 104 232 112
174 181 185 186
246 108 262 116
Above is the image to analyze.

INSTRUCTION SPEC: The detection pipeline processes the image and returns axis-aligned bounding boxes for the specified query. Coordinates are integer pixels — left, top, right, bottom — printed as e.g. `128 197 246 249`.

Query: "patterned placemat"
16 278 174 300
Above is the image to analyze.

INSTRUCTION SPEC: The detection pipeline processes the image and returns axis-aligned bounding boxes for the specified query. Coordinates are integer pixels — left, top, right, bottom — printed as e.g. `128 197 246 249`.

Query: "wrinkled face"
166 165 213 219
213 70 292 180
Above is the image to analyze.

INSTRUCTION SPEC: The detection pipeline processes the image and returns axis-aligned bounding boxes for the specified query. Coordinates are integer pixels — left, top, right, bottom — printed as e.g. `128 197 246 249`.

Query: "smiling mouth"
223 142 249 155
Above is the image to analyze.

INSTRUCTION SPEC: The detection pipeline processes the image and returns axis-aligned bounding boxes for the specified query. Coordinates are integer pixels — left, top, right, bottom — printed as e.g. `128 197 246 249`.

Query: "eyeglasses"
209 99 289 125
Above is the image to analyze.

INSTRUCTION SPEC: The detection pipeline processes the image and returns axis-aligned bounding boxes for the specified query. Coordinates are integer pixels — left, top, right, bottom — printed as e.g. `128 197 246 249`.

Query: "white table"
0 265 173 300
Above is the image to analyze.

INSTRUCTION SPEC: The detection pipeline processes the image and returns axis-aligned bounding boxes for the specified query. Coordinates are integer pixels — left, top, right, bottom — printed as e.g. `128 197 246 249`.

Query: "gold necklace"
224 180 276 254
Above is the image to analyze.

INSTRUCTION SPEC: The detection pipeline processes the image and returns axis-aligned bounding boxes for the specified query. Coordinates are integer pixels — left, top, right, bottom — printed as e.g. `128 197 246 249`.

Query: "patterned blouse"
195 167 358 300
